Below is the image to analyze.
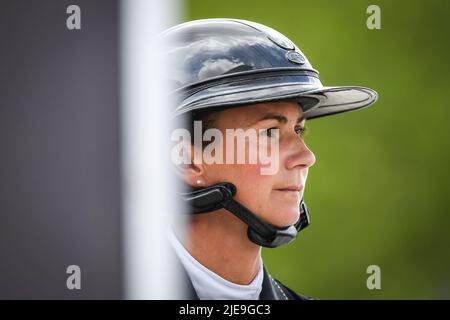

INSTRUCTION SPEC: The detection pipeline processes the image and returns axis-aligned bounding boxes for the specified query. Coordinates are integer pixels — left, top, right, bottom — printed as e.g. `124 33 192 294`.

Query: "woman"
164 18 378 300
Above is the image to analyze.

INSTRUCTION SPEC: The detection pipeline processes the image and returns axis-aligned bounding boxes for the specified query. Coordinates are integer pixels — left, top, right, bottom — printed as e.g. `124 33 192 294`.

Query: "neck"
175 209 262 285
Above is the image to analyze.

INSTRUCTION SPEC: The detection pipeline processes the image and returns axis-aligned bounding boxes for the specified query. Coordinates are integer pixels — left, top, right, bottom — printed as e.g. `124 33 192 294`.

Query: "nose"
285 136 316 170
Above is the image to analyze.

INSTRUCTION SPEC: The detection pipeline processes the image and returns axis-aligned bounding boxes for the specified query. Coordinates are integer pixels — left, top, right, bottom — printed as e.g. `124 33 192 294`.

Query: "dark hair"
185 109 220 147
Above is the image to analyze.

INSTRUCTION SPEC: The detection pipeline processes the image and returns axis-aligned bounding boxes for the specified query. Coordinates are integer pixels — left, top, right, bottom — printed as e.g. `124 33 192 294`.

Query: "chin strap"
180 182 310 248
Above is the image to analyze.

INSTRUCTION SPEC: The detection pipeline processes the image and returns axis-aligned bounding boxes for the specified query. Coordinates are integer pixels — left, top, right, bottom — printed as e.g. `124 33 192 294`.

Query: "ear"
172 143 206 188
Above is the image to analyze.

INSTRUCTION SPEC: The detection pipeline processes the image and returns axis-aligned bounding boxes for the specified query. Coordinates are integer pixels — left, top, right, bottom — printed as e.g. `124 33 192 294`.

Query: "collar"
168 228 263 300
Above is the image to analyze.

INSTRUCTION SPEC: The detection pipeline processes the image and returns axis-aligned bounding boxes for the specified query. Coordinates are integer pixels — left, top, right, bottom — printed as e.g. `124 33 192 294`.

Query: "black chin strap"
180 182 310 248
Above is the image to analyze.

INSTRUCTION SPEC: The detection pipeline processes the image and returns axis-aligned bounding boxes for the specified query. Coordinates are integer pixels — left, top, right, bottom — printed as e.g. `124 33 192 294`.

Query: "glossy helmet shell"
162 18 378 119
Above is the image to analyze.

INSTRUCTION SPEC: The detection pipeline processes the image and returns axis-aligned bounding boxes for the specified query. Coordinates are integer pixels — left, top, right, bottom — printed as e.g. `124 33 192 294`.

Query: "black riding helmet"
163 18 378 248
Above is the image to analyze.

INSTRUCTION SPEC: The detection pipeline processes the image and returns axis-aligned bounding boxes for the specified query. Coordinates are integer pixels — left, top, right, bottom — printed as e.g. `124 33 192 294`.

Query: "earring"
196 179 203 186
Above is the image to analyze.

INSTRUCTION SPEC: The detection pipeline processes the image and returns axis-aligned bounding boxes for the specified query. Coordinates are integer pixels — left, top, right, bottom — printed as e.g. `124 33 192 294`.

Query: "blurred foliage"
185 0 450 299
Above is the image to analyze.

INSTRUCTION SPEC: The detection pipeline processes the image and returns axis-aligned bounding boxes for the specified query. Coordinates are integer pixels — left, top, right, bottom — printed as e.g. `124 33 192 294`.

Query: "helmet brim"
173 74 378 120
299 86 378 119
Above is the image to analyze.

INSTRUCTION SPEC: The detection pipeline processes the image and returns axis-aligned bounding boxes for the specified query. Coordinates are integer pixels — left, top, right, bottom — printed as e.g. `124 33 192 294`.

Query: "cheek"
233 164 275 211
204 135 279 213
210 136 276 185
210 163 271 188
207 162 274 205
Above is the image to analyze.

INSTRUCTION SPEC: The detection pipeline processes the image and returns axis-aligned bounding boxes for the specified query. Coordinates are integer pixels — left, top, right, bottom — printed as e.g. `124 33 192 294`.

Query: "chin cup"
181 182 310 248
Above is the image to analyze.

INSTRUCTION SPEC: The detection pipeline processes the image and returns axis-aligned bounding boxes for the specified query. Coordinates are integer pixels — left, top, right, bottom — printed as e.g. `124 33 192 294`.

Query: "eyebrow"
250 113 305 126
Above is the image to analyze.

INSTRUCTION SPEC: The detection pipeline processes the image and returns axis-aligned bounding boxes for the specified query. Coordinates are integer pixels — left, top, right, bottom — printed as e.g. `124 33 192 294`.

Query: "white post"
120 0 183 299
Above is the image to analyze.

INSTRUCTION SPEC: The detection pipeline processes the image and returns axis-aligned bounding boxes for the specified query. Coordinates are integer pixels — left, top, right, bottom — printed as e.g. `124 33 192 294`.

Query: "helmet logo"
286 51 305 65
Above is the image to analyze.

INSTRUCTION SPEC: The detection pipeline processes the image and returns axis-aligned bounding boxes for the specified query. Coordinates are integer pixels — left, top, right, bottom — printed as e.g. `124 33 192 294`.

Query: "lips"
275 185 303 192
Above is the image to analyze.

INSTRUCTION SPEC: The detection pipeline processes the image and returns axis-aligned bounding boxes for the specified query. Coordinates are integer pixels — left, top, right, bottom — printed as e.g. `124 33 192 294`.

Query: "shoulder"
272 278 313 300
261 265 313 300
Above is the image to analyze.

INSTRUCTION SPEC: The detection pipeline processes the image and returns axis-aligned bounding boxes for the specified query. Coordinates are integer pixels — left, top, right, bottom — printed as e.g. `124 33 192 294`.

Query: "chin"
267 205 300 228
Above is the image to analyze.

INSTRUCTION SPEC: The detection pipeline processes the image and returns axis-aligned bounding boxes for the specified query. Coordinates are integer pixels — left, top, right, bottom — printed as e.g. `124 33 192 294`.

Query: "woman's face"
201 101 316 228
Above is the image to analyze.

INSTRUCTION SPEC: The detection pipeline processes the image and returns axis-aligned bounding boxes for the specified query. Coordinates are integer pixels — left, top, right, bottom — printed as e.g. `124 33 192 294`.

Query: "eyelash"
263 126 307 138
295 126 307 137
264 127 278 137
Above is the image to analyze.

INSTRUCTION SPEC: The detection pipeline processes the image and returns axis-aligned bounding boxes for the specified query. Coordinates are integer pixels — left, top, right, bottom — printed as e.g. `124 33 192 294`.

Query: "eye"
295 125 307 138
262 127 279 138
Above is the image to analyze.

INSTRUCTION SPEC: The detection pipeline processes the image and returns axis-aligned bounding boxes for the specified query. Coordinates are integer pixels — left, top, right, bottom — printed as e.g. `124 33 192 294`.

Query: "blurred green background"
185 0 450 299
